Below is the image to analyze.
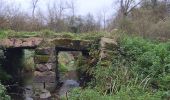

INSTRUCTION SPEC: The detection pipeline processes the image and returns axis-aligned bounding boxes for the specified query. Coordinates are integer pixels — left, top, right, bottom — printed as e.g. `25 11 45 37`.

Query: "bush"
119 36 170 90
61 87 164 100
71 35 170 99
0 83 11 100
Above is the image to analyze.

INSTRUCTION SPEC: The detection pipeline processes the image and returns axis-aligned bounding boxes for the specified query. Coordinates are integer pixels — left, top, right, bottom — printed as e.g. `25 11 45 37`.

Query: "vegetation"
0 83 10 100
63 35 170 100
58 52 75 74
0 49 10 100
22 50 35 72
0 0 170 100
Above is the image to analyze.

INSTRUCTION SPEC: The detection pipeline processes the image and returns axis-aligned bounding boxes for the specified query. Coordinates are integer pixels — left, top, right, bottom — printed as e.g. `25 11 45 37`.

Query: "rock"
34 71 55 76
45 63 55 71
99 37 118 67
46 63 52 70
59 80 79 96
35 47 55 55
34 55 56 64
34 71 43 76
51 38 91 51
35 64 49 72
25 97 33 100
100 37 117 50
64 80 79 88
0 37 43 48
33 71 56 83
40 89 51 99
35 63 55 72
99 49 115 60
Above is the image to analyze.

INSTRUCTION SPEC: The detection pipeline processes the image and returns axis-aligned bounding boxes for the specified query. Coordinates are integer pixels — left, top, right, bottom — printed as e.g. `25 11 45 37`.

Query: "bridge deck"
0 37 92 51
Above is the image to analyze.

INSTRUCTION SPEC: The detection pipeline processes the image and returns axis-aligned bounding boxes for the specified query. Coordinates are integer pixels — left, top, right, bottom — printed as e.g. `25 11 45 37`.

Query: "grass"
0 29 119 41
65 35 170 100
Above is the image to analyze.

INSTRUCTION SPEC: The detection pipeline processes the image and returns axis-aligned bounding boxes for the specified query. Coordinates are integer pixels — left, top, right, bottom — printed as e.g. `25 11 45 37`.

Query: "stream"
7 70 79 100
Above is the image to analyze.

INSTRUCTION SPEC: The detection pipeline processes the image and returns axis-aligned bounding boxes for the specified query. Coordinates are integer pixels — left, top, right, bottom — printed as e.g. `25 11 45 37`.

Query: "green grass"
0 29 114 41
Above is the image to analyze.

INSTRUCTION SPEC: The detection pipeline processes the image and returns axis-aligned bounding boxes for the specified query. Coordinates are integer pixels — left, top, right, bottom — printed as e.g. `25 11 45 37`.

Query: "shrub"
61 87 164 100
72 35 170 99
0 83 11 100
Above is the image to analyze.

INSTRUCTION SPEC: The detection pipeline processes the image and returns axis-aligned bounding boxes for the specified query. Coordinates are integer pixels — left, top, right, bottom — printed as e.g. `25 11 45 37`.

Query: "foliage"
120 36 170 83
0 83 11 100
22 50 35 72
63 86 165 100
71 35 170 100
116 1 170 39
58 52 78 74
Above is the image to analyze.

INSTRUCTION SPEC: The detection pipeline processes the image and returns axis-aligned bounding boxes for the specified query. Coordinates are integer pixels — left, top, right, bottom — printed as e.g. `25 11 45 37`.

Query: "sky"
9 0 115 17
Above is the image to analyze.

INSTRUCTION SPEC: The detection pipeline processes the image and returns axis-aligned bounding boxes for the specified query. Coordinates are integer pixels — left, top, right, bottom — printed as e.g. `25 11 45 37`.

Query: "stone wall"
98 37 118 90
99 37 118 65
33 46 57 97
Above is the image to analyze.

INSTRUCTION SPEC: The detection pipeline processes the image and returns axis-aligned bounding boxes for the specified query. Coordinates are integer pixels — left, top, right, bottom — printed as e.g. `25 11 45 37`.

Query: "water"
59 70 79 97
59 80 79 95
7 70 80 100
7 72 34 100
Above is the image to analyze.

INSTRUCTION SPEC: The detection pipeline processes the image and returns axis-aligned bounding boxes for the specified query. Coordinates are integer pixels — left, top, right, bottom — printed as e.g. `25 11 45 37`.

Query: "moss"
0 29 110 41
34 55 51 63
35 48 52 55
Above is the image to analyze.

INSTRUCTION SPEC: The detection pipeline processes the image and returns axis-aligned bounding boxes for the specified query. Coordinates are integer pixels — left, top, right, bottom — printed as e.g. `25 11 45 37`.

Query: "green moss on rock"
34 55 51 64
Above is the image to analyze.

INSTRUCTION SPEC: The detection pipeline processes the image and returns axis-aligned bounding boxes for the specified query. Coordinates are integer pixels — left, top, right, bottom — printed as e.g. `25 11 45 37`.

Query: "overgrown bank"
62 35 170 100
0 31 170 100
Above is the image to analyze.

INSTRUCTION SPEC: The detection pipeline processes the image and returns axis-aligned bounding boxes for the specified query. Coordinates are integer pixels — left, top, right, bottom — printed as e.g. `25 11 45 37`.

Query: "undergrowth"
63 35 170 100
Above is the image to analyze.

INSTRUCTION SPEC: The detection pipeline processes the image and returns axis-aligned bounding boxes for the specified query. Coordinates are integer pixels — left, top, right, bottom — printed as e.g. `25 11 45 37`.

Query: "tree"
118 0 142 17
151 0 158 8
0 0 8 29
31 0 39 19
67 0 77 18
46 0 69 32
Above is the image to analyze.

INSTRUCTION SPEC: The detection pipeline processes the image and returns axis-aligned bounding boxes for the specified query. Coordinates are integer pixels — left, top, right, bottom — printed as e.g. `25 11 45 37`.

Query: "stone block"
100 37 117 50
51 38 91 51
35 47 55 55
33 71 56 83
99 50 116 61
35 63 56 72
34 55 56 64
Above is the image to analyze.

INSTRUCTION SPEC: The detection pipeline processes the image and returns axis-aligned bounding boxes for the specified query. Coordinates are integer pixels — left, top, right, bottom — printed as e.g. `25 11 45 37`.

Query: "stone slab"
34 55 56 64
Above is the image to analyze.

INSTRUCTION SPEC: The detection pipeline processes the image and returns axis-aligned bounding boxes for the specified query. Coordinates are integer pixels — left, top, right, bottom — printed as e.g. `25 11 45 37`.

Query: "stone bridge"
0 37 117 98
0 37 92 94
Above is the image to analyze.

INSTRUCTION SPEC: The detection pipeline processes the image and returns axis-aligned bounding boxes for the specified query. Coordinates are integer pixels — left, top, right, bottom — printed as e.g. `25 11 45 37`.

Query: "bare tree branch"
31 0 39 19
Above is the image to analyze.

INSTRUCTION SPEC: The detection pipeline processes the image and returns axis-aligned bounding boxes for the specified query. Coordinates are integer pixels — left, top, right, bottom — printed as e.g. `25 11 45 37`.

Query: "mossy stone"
34 55 53 64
